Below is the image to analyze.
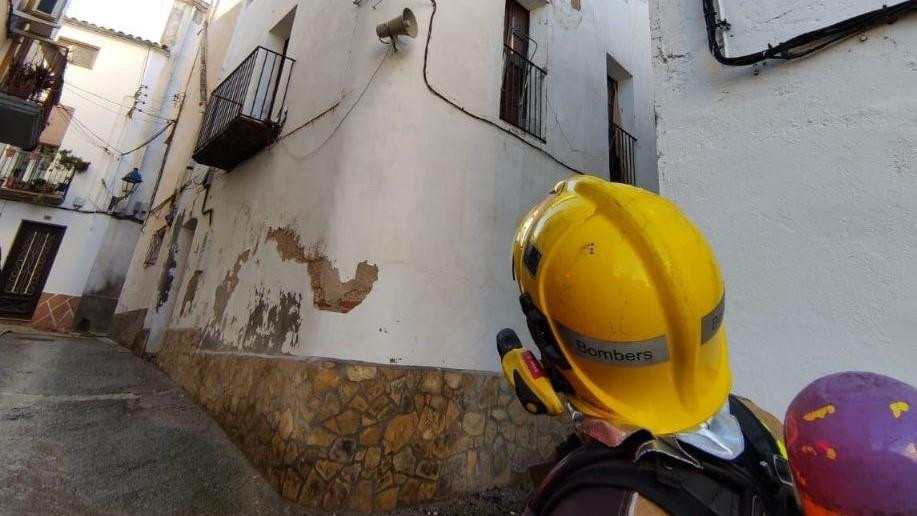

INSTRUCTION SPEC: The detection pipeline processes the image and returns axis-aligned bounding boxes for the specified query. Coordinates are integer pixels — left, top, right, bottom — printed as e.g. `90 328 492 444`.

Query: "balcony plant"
1 60 55 102
56 149 90 173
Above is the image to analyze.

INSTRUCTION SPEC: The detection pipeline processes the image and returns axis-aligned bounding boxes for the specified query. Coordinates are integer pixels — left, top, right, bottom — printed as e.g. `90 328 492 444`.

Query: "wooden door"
0 221 65 319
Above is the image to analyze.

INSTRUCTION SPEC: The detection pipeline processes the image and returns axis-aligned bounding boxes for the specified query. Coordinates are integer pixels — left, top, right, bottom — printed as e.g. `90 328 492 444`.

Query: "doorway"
144 218 196 354
0 221 65 319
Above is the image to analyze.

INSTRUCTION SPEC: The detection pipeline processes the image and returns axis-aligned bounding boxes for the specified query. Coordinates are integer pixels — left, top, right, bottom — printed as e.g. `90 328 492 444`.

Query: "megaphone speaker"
376 8 418 49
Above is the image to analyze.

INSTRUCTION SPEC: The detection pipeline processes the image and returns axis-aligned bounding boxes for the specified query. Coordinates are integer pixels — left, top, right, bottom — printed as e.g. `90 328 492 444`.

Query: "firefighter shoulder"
499 175 800 516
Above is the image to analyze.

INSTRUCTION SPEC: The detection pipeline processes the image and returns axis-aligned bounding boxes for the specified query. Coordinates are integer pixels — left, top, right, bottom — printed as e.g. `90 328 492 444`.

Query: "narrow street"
0 331 306 515
0 331 529 515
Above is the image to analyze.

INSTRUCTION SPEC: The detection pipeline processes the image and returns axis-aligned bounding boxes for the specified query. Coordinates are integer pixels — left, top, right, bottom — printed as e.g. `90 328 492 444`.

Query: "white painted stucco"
117 0 659 370
650 0 917 416
0 1 204 326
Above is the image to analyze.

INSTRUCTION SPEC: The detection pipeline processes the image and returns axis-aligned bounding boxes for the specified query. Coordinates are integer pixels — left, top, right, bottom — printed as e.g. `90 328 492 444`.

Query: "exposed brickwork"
30 293 80 332
157 329 569 512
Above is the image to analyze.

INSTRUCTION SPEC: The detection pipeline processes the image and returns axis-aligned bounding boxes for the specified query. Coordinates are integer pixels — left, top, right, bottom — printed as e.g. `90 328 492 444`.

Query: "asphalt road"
0 331 309 516
0 331 531 516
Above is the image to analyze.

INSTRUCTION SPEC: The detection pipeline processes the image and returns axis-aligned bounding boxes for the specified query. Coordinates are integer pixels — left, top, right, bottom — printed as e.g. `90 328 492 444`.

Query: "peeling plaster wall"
120 0 658 373
650 0 917 416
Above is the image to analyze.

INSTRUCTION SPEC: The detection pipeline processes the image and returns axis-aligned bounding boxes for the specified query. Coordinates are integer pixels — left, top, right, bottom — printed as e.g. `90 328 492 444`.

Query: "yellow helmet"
512 175 730 436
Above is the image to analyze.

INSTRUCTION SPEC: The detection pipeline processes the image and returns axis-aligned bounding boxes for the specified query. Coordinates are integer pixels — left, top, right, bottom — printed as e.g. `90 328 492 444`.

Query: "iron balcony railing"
0 33 68 129
0 146 75 205
195 46 295 154
609 122 637 185
500 45 546 141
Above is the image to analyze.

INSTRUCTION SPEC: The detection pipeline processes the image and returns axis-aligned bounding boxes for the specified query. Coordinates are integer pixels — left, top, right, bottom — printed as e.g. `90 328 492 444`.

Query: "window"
34 0 62 15
144 228 166 267
499 0 546 140
58 38 99 69
607 58 637 185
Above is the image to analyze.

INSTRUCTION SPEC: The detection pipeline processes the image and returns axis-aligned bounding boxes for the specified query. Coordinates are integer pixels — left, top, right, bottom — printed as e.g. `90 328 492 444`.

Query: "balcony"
0 146 79 206
0 33 68 150
500 45 546 141
193 47 295 171
609 122 637 185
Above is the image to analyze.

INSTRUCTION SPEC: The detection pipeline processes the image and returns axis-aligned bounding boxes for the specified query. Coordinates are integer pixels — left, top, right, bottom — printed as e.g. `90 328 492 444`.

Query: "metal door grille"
0 221 65 318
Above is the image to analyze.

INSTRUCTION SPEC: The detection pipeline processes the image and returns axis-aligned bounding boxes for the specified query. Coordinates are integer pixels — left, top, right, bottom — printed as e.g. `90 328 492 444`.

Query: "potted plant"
2 61 55 101
56 149 90 173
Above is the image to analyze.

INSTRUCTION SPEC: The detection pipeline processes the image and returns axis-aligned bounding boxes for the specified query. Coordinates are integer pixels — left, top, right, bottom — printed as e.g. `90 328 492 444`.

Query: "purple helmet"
785 372 917 515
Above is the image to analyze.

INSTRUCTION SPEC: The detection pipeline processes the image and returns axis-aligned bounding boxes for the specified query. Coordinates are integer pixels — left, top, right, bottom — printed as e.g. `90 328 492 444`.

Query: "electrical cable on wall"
422 0 583 175
120 120 175 156
63 85 174 122
275 47 391 157
702 0 917 66
274 1 584 174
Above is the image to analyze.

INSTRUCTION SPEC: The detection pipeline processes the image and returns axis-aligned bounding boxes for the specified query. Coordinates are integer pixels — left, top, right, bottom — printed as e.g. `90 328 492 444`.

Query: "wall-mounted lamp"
376 8 417 51
120 168 143 197
108 168 144 211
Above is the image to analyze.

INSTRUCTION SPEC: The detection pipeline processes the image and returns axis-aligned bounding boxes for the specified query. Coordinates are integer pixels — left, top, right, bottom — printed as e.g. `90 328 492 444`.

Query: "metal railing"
0 146 74 204
609 123 637 185
195 46 295 152
0 33 68 128
500 45 546 140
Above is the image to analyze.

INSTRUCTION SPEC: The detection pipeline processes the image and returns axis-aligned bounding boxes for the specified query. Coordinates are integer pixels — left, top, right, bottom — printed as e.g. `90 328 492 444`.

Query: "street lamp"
108 168 143 211
120 168 143 197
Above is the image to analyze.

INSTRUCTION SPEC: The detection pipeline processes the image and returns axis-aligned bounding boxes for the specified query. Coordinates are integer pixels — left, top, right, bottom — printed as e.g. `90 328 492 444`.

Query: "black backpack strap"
728 398 794 486
530 402 801 516
531 443 747 516
727 397 801 516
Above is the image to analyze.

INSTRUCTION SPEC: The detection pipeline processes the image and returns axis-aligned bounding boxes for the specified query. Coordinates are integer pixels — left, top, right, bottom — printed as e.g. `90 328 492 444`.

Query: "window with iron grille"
607 62 638 185
144 228 166 267
499 0 546 140
58 38 99 70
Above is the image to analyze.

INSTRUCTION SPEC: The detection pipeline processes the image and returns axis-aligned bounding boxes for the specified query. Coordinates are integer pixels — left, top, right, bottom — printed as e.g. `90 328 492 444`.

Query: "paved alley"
0 331 307 515
0 331 529 516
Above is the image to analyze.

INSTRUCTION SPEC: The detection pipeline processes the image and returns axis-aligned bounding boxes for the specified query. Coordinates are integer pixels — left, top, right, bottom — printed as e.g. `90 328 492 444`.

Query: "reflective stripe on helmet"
557 324 670 367
701 294 725 345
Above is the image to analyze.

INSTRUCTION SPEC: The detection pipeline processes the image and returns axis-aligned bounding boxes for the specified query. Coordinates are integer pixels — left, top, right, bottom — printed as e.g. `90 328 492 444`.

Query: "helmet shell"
785 371 917 515
513 175 730 435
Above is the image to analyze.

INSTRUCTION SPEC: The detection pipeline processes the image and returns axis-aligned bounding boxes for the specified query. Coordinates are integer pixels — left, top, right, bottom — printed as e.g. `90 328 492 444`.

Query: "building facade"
650 0 917 414
1 0 71 150
0 1 205 332
112 0 657 511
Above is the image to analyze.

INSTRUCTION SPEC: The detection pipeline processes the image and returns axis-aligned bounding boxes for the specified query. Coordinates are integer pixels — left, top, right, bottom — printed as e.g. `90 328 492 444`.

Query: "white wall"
0 7 202 318
650 0 917 415
55 23 170 213
118 0 659 372
0 201 113 296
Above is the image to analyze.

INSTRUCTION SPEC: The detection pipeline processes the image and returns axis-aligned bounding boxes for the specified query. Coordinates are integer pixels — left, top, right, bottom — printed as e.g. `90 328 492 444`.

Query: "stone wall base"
156 329 569 512
110 309 149 356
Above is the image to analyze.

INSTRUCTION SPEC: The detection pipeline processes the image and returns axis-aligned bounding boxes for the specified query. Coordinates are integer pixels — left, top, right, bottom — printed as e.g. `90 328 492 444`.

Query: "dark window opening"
500 0 545 140
145 227 166 267
607 70 637 184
